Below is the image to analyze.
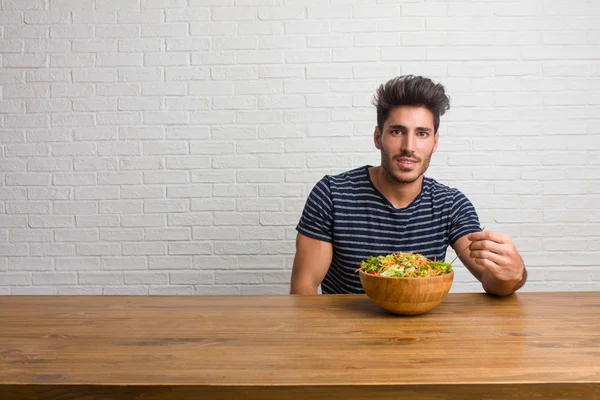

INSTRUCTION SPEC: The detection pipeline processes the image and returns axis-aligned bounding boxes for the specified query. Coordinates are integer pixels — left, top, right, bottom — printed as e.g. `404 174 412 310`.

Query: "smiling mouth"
395 157 419 168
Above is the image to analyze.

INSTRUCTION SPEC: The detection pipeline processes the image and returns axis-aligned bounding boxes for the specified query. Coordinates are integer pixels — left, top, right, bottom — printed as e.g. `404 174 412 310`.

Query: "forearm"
482 267 528 297
290 279 319 295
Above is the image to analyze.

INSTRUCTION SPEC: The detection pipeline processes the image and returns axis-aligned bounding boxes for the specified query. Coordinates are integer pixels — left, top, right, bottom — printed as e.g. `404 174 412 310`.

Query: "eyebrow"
388 124 432 132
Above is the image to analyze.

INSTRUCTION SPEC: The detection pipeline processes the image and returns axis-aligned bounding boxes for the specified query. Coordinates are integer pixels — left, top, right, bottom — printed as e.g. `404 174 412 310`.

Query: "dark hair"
372 75 450 133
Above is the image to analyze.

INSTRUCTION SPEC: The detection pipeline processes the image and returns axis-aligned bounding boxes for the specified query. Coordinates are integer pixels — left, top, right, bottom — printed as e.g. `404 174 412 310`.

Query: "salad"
357 252 452 278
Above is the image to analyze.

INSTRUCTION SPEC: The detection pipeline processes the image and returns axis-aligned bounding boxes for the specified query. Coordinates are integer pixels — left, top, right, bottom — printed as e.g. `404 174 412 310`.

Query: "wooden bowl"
359 270 454 315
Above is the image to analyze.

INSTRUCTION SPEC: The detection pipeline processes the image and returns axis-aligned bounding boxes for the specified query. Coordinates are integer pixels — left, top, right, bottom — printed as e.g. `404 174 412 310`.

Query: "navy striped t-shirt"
296 165 482 294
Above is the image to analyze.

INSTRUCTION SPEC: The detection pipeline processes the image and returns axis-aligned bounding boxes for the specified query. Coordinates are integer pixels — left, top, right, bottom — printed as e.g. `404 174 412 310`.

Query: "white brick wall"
1 0 599 295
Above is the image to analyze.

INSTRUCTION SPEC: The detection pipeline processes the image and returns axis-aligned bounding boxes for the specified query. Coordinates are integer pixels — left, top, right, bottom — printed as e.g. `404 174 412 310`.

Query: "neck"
369 166 424 209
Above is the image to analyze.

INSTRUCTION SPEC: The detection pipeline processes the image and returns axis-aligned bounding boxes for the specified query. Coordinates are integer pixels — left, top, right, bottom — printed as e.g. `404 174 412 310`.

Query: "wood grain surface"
1 292 599 399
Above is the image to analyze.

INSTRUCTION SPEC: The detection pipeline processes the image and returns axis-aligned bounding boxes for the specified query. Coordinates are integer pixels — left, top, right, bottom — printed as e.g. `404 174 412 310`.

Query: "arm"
290 233 333 295
454 231 527 297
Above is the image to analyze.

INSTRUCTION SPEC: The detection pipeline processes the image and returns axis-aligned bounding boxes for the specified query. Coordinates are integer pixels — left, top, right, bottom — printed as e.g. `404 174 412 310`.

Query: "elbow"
290 275 319 295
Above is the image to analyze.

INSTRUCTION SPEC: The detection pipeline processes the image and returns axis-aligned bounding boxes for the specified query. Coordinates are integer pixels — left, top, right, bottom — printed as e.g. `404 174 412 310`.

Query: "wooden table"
1 292 599 399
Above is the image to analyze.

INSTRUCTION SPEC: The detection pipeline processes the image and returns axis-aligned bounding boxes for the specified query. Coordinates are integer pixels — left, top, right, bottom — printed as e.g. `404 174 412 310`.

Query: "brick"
120 185 164 199
166 184 211 198
117 10 161 23
75 187 119 200
167 213 212 227
72 11 116 23
78 272 124 285
216 270 261 284
143 141 189 155
149 256 192 270
170 271 214 285
193 227 238 240
102 256 147 270
12 287 58 295
144 171 189 184
8 257 53 271
166 97 210 111
100 229 144 242
237 169 283 183
123 243 166 256
56 257 101 271
145 228 191 241
72 40 117 53
54 201 97 215
119 68 162 82
29 215 73 228
73 157 118 171
144 199 189 213
166 67 209 81
119 127 164 140
191 21 236 35
5 26 48 39
168 242 212 255
120 157 164 170
191 198 235 211
191 111 237 124
212 7 255 21
167 126 211 139
76 215 120 227
213 212 258 226
33 272 77 285
0 131 25 144
99 200 143 214
97 53 143 67
237 198 283 212
59 287 104 295
77 243 121 256
6 114 49 128
28 187 71 200
189 170 234 184
30 243 75 256
0 188 27 200
124 272 169 285
165 8 209 21
212 155 258 169
51 114 94 127
145 53 190 66
98 172 143 185
5 144 50 157
53 173 96 186
9 229 53 243
142 24 187 37
96 0 140 10
121 215 165 227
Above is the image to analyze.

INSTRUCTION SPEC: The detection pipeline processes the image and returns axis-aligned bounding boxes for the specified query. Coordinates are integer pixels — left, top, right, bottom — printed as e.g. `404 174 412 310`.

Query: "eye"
417 131 429 137
390 130 402 136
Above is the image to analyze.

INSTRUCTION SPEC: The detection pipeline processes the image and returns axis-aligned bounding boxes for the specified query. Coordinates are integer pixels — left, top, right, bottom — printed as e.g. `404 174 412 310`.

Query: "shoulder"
423 176 463 199
422 177 473 210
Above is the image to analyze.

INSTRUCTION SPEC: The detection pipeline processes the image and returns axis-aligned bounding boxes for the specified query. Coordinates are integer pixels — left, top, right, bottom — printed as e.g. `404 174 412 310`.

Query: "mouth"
395 157 419 170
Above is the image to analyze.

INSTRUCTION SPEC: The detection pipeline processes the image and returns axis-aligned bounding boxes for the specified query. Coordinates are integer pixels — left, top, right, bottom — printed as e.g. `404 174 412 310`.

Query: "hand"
467 230 524 283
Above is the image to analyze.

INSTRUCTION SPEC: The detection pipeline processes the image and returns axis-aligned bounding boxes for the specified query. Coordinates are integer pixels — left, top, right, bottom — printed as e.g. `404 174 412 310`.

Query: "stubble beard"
380 144 434 185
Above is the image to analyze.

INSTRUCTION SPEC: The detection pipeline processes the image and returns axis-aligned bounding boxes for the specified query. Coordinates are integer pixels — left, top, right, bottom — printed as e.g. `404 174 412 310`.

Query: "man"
290 75 527 296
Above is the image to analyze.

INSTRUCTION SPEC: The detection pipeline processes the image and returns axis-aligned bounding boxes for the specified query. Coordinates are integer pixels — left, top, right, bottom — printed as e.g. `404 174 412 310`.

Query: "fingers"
469 249 505 266
468 230 511 244
469 239 506 256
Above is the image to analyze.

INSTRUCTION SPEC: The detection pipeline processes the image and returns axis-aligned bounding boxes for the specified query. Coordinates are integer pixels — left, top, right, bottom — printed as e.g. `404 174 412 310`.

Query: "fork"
448 226 486 264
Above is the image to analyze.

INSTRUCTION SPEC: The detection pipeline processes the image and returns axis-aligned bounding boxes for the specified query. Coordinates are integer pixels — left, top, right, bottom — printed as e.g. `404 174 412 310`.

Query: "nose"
401 131 416 153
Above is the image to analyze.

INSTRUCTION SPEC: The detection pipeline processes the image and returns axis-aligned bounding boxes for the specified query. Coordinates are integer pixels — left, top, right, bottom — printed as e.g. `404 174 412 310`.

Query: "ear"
433 130 439 154
374 126 382 150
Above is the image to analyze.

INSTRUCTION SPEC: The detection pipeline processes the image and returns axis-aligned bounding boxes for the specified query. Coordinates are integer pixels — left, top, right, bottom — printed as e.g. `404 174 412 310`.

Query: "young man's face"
374 106 439 185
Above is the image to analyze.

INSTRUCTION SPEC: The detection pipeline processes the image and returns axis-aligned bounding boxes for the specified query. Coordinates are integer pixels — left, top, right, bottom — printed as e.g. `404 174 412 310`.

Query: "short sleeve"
448 190 481 246
296 176 334 243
